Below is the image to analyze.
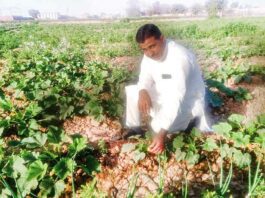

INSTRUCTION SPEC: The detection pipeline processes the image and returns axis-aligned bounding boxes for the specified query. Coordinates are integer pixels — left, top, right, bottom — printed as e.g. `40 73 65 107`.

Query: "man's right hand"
138 89 152 116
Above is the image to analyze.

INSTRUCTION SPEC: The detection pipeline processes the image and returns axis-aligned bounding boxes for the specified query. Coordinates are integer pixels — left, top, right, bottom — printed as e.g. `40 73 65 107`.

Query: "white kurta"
126 40 212 133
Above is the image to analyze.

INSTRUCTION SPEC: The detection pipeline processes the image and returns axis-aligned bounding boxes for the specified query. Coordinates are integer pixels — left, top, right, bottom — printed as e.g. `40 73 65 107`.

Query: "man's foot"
184 117 198 133
122 127 145 139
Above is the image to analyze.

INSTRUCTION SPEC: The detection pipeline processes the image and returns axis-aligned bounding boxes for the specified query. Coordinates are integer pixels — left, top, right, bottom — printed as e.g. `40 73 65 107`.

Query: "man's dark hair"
136 24 161 43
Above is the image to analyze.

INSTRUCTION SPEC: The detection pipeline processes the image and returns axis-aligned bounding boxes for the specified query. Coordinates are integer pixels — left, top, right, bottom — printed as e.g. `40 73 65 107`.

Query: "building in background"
38 12 60 20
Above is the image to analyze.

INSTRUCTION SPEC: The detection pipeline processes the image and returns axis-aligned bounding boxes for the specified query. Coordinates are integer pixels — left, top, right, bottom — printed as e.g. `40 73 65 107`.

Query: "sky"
0 0 265 17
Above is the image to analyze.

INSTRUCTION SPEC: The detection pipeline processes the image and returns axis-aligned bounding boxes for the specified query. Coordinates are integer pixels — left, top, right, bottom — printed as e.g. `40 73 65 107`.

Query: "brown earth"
91 138 248 197
235 56 265 67
110 56 141 71
63 116 122 144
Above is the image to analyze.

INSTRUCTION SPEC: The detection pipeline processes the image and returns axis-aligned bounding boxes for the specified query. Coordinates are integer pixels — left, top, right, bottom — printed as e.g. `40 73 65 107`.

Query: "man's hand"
148 129 167 154
138 89 152 116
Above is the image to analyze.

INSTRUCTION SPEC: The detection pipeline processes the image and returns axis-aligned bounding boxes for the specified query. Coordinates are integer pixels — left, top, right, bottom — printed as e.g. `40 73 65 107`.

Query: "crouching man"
125 24 212 154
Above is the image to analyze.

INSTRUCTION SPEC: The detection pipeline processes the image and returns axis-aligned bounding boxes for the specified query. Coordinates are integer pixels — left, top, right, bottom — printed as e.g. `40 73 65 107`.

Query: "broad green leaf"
190 128 202 138
173 135 184 149
32 132 48 146
39 177 54 197
18 123 30 136
0 98 12 112
41 114 59 123
83 100 103 120
53 158 75 180
232 148 243 166
135 142 148 153
257 114 265 125
212 122 232 137
0 147 3 162
21 151 39 163
220 144 233 158
0 88 5 99
26 160 48 181
240 153 251 167
132 150 146 163
0 188 12 198
187 141 197 152
59 105 74 120
17 176 38 197
29 119 39 130
7 140 21 147
245 121 257 135
175 148 186 162
21 132 47 148
2 156 27 178
228 114 244 127
54 180 65 198
202 138 218 152
39 151 58 161
39 177 65 198
255 129 265 148
41 79 51 89
47 126 67 144
231 132 250 148
68 135 87 157
13 156 27 177
80 155 101 176
233 149 251 168
0 119 9 136
0 127 4 136
121 143 136 153
185 151 199 166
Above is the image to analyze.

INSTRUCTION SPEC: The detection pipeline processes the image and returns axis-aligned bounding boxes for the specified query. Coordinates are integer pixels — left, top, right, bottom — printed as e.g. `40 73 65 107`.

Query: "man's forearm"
138 89 152 115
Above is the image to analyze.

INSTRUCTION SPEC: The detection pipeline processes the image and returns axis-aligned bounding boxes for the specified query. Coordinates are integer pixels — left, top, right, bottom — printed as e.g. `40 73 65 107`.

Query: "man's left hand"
148 129 167 154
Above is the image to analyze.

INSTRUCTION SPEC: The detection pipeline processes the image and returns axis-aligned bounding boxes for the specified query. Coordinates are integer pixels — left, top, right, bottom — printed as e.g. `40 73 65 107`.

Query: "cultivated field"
0 17 265 197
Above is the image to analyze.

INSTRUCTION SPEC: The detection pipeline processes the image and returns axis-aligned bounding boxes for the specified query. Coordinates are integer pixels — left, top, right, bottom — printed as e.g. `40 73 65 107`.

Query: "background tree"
159 4 172 15
152 1 161 15
126 0 141 17
230 1 239 9
171 4 187 15
217 0 228 16
28 9 40 19
205 0 227 18
191 3 204 16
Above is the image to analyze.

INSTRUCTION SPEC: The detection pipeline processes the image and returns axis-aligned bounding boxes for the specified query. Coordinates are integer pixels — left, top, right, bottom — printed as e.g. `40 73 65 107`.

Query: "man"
125 24 212 154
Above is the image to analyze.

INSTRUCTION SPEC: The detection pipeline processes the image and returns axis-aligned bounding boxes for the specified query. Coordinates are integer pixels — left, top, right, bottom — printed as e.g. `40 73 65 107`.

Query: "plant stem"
182 171 188 198
248 163 252 194
221 161 233 195
71 152 77 198
0 174 18 198
158 154 165 194
248 157 263 196
219 140 224 188
126 169 139 198
206 157 216 187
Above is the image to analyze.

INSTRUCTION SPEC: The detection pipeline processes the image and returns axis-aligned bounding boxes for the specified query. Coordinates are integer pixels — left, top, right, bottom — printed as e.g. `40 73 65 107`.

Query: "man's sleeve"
137 58 154 90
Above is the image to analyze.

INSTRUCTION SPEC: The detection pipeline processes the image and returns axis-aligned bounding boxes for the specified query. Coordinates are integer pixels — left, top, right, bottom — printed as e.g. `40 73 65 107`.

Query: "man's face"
139 36 165 61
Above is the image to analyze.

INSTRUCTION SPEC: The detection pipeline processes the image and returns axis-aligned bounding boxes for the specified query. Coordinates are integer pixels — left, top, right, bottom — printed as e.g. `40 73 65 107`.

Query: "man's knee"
125 85 139 102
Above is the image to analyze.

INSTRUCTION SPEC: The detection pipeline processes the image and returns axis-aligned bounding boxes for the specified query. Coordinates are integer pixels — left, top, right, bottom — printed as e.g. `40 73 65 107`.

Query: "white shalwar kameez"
125 40 212 133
